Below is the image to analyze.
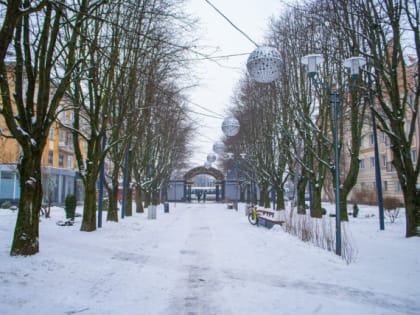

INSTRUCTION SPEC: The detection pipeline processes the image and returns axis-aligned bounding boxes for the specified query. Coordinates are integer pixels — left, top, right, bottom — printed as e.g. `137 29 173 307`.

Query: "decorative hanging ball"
247 46 281 83
221 117 240 137
213 141 225 154
206 152 217 163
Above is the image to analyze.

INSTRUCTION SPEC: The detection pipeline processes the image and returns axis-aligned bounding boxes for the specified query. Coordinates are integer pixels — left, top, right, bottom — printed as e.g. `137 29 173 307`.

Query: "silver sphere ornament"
213 141 225 154
247 46 281 83
207 152 217 163
222 117 240 137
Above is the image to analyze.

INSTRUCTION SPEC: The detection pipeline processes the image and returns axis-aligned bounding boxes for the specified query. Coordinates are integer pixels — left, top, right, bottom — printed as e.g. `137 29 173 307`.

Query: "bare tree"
0 0 90 256
348 0 420 236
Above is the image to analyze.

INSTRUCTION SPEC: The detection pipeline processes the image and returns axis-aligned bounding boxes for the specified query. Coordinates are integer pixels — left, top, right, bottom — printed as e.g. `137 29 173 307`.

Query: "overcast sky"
184 0 285 167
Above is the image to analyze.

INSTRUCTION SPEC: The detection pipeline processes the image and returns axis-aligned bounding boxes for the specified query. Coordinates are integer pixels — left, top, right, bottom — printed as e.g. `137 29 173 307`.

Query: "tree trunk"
403 179 420 237
10 154 42 256
144 191 151 209
310 185 323 218
80 175 97 232
297 177 307 214
259 185 269 208
275 186 285 210
122 156 133 216
339 189 349 222
135 188 144 213
125 188 133 216
152 188 159 206
106 184 119 222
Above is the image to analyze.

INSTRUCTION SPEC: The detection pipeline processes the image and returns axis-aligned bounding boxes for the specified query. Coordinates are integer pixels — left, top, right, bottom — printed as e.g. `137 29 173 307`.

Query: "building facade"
350 59 419 203
0 64 83 205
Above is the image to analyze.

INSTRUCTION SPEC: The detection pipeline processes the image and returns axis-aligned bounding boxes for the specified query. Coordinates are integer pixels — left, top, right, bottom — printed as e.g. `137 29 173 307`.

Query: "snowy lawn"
0 202 419 315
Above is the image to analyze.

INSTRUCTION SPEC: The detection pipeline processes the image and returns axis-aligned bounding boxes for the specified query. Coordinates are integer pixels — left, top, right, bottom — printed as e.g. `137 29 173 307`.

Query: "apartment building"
0 64 83 205
351 59 419 203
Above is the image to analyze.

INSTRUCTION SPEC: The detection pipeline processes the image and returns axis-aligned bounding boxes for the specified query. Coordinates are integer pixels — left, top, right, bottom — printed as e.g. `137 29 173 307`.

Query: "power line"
183 52 250 62
204 0 259 47
187 100 225 119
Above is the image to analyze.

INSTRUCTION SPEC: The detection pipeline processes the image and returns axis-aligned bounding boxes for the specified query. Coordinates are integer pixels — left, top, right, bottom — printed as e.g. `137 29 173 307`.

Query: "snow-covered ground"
0 202 419 315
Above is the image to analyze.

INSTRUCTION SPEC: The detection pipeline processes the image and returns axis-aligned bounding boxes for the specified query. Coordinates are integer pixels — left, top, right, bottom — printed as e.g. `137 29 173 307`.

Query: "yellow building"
0 64 84 205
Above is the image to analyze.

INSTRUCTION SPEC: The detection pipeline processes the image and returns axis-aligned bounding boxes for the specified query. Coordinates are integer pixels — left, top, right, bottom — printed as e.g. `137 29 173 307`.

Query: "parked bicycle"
247 204 259 225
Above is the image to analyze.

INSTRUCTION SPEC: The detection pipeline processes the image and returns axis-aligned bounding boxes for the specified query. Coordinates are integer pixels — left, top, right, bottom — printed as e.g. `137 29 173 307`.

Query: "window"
395 181 401 192
49 127 55 140
67 133 73 149
1 171 13 179
381 132 389 145
359 159 365 169
370 157 375 168
381 155 387 167
59 153 64 167
67 156 73 169
48 151 53 165
59 130 66 142
383 181 388 191
411 149 417 163
386 162 395 172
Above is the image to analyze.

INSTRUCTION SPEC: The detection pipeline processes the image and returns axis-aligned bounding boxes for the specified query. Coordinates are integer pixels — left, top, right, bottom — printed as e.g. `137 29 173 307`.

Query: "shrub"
1 201 12 209
383 196 403 223
353 204 359 218
321 208 327 215
64 194 77 220
351 189 378 205
383 196 403 210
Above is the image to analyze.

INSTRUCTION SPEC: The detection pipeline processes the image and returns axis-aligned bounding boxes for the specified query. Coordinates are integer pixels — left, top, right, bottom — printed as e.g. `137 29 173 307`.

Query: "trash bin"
147 205 157 219
164 202 169 213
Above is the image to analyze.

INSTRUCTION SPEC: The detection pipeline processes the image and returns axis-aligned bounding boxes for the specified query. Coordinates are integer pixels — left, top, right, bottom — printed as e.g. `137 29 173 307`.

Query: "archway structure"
183 166 224 182
183 166 225 202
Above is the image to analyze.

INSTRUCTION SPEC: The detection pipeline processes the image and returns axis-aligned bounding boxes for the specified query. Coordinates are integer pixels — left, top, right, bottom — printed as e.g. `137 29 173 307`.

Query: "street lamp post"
97 135 107 228
330 90 342 255
368 71 385 230
301 54 366 256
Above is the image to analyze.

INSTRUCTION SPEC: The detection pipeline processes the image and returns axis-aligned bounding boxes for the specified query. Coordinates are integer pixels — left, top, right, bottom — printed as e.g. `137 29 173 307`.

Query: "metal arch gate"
167 166 225 202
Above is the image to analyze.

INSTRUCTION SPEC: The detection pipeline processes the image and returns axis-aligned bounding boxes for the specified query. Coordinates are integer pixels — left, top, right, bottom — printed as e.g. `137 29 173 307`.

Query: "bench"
256 209 285 228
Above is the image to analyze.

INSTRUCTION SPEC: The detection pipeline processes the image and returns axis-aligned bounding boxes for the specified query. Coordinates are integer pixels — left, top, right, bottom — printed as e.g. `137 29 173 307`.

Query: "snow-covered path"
1 203 419 315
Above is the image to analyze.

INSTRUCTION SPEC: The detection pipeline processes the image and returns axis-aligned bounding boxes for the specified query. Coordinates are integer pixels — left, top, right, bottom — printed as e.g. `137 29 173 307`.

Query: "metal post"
330 91 341 256
271 184 276 210
97 135 107 228
371 109 385 229
121 148 131 219
308 180 313 213
368 71 385 230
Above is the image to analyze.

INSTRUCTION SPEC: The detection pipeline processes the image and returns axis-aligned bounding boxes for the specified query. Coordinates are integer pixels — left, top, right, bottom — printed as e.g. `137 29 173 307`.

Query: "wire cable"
204 0 259 47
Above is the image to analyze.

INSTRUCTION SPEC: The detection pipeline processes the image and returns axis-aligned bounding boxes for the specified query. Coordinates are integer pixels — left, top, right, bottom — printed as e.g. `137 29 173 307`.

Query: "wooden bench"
256 209 285 228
